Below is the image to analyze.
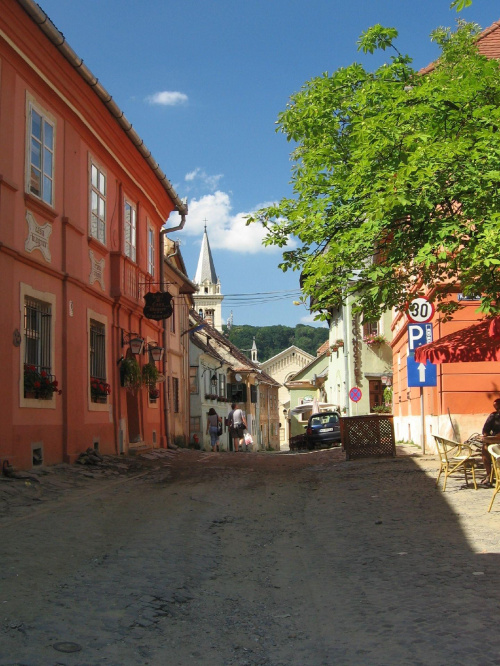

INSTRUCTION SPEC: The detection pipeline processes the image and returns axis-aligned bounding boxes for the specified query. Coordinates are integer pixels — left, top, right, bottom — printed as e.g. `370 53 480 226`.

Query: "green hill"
223 324 329 363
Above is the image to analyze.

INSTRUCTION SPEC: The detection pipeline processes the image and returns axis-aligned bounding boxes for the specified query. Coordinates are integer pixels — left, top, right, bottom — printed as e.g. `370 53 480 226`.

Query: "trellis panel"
341 415 395 460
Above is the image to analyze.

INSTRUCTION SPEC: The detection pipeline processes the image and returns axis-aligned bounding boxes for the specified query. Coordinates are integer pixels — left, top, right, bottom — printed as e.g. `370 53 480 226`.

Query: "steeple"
194 224 218 285
251 336 258 363
192 223 224 332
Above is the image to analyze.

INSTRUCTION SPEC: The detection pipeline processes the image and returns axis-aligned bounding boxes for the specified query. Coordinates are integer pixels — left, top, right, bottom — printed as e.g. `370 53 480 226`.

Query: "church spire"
192 223 224 332
194 223 217 285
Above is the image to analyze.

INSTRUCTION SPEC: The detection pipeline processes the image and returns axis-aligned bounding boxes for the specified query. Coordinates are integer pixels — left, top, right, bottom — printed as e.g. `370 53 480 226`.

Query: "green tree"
224 324 328 362
248 22 500 322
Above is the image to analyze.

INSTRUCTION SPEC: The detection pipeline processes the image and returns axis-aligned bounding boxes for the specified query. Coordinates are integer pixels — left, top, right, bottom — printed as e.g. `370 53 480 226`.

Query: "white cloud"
184 167 223 192
300 313 328 327
145 91 188 106
167 191 296 255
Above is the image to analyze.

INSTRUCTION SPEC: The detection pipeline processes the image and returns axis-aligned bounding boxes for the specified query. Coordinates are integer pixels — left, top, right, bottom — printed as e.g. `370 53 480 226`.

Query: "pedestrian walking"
206 407 222 452
228 402 246 452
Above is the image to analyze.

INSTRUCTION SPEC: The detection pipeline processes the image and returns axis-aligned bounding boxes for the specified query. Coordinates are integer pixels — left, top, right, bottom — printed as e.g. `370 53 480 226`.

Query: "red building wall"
0 0 186 468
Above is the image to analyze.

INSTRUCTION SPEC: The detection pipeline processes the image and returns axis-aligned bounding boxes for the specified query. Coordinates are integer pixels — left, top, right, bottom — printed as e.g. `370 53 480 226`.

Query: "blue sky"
38 0 500 328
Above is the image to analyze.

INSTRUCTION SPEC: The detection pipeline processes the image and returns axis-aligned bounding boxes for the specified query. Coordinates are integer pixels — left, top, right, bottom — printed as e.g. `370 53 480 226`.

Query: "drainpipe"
343 302 350 416
160 210 187 447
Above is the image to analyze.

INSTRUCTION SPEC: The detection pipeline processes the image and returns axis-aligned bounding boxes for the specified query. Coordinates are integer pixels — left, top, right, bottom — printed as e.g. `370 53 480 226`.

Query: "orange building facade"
391 20 500 452
0 0 189 468
392 293 500 452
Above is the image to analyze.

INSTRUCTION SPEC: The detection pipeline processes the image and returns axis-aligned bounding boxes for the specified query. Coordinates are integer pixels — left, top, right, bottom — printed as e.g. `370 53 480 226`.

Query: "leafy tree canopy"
248 21 500 321
224 324 328 362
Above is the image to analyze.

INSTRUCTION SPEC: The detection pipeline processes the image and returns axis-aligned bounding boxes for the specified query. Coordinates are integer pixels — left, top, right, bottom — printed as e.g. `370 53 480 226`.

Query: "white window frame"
90 159 106 245
124 199 137 262
87 309 109 412
147 224 155 277
26 94 55 206
20 283 56 409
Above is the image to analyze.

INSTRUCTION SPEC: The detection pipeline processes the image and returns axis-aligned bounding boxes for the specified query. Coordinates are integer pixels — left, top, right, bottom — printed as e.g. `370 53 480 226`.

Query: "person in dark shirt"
481 398 500 483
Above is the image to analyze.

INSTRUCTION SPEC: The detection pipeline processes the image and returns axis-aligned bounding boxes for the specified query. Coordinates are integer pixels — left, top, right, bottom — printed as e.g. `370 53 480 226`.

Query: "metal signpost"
406 299 436 453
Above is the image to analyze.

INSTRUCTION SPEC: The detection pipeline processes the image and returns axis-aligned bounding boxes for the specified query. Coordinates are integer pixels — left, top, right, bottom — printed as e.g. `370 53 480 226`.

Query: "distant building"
193 226 223 331
188 312 281 451
260 346 315 446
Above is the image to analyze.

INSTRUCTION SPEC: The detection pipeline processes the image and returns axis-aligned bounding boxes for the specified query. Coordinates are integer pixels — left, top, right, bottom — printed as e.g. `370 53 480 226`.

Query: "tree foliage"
224 324 328 362
248 21 500 321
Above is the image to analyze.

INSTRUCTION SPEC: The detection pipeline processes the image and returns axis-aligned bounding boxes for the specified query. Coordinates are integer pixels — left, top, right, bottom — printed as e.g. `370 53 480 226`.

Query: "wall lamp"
121 331 145 355
144 343 164 363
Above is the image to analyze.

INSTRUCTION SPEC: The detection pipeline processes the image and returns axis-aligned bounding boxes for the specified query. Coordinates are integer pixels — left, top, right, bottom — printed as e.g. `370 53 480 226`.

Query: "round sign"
406 297 435 324
349 387 362 403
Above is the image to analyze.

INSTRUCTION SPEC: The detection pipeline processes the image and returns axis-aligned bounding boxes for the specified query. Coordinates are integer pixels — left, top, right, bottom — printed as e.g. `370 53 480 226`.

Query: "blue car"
305 411 342 449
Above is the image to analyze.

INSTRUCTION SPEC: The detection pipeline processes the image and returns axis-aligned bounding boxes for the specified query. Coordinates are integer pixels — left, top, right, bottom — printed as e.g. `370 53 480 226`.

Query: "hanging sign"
143 291 173 320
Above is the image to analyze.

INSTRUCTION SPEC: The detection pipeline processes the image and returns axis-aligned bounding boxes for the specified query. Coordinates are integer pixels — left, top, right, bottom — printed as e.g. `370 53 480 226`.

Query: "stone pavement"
1 444 500 665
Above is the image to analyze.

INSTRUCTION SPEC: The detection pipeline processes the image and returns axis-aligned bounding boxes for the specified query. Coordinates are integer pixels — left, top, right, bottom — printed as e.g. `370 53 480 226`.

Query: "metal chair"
433 435 478 491
487 444 500 512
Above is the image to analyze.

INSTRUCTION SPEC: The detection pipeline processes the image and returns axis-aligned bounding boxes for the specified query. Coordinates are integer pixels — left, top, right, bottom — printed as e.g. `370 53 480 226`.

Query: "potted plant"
119 356 142 391
91 377 111 403
363 333 388 346
331 344 339 353
24 364 62 399
149 387 160 400
336 339 344 348
142 362 160 388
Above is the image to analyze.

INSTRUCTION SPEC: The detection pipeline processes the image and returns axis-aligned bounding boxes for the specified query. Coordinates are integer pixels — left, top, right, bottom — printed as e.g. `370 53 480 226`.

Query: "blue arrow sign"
407 356 437 387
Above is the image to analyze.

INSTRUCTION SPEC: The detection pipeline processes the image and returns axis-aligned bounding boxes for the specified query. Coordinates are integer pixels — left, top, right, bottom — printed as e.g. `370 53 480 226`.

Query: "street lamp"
121 331 144 355
144 343 164 363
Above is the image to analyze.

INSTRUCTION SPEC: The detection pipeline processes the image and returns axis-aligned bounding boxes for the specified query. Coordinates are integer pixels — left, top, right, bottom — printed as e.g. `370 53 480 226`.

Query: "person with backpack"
228 402 247 452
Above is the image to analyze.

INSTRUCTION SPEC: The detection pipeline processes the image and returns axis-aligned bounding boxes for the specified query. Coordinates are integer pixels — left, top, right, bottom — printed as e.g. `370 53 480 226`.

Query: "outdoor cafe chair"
487 444 500 512
433 435 478 491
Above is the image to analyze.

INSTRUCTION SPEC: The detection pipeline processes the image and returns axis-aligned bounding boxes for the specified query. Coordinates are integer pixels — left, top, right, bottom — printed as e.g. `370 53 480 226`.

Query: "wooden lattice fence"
341 415 396 460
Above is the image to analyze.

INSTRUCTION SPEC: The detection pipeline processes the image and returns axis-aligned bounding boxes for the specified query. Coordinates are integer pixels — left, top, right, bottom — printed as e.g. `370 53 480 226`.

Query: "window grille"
173 377 179 413
90 320 106 380
24 297 51 373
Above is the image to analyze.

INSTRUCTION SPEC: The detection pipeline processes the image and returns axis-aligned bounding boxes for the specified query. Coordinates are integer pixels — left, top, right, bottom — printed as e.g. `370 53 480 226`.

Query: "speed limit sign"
406 297 435 324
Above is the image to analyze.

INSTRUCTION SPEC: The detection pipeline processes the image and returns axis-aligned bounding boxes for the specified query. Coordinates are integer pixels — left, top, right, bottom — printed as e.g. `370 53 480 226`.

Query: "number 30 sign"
406 297 435 324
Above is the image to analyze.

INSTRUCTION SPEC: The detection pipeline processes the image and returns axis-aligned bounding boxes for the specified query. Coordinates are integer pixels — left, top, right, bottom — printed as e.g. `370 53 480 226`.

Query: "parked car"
305 411 341 449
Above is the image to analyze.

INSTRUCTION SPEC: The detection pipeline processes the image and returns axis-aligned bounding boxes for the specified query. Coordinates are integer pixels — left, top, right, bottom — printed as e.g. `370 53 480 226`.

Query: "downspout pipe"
160 211 187 447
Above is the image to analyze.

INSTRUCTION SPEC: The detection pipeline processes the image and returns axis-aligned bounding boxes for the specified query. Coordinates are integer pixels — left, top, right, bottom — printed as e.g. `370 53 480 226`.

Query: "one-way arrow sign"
407 356 437 387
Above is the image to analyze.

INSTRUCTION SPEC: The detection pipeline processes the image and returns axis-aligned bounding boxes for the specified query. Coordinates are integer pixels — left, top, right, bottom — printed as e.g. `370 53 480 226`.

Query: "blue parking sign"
408 323 433 352
407 356 437 387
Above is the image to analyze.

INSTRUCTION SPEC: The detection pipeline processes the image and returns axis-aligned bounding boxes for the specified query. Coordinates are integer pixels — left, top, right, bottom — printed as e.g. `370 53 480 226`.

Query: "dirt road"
1 446 499 665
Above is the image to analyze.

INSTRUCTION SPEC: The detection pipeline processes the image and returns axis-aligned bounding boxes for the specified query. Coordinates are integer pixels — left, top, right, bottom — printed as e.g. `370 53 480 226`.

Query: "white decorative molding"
89 250 105 290
25 210 52 262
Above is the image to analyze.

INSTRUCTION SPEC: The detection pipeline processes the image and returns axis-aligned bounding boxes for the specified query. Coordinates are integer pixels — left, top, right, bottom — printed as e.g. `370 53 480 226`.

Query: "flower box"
24 364 61 399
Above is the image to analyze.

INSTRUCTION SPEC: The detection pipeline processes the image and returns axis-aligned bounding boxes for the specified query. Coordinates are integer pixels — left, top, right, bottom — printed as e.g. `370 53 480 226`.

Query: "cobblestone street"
1 445 499 665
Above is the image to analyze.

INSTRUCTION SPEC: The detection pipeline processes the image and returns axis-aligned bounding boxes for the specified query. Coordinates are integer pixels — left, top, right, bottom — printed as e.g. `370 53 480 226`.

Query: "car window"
310 413 339 426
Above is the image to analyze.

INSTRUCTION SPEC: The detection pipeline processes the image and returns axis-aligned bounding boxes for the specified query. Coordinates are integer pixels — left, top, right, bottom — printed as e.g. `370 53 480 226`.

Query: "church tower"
193 225 223 331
